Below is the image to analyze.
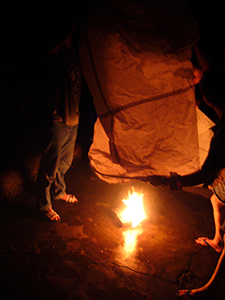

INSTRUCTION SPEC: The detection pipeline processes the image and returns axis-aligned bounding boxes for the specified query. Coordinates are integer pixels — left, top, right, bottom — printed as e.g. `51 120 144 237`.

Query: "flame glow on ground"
120 189 146 227
122 228 143 256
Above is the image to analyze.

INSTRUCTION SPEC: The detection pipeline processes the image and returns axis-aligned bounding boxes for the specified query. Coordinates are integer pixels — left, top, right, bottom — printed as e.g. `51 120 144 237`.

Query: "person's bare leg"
178 234 225 299
196 194 225 253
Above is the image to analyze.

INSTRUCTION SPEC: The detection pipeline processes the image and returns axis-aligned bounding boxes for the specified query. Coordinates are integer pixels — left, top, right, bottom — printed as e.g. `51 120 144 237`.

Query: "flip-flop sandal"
61 194 78 203
177 289 194 299
41 209 61 222
203 239 221 253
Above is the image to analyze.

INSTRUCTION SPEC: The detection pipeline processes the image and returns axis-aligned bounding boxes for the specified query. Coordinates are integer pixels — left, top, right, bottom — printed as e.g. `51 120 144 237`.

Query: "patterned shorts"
209 168 225 204
209 169 225 231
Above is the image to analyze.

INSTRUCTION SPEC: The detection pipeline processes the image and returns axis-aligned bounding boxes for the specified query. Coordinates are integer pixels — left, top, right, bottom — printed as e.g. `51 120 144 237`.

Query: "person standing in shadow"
35 21 82 222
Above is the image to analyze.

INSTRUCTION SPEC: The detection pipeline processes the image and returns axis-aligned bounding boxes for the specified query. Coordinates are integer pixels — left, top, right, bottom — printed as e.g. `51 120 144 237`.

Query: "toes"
195 237 208 245
42 208 61 222
57 194 78 203
66 194 78 203
177 289 191 298
195 238 222 253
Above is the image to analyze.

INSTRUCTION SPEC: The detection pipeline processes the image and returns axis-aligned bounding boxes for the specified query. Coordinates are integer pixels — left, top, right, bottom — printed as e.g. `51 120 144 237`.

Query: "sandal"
177 289 211 300
41 208 61 222
58 194 78 203
177 290 193 299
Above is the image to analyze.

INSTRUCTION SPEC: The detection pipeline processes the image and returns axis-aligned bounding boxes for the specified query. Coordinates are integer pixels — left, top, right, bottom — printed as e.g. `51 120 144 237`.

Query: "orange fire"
120 189 146 227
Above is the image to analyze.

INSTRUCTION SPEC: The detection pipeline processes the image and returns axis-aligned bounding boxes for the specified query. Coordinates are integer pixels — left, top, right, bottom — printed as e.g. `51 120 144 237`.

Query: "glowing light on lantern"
120 189 145 227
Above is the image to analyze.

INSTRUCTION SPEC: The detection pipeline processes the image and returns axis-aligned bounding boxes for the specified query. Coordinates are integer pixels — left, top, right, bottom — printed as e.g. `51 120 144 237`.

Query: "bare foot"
195 237 222 253
177 288 210 299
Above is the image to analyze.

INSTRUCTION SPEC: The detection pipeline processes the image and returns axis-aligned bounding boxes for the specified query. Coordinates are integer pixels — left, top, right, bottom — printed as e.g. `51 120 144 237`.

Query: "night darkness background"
0 0 225 182
1 1 96 173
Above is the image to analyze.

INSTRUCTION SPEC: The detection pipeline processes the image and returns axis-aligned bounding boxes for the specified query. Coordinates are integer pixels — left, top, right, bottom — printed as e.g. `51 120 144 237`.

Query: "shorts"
211 168 225 202
210 169 225 231
213 181 225 204
208 168 225 191
208 168 225 203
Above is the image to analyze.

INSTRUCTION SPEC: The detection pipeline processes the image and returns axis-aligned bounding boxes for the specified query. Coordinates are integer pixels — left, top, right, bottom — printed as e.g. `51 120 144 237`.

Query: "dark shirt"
50 46 82 126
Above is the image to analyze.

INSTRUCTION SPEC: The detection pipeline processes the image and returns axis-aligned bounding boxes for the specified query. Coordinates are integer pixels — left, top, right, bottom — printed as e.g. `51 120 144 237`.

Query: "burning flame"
121 189 145 227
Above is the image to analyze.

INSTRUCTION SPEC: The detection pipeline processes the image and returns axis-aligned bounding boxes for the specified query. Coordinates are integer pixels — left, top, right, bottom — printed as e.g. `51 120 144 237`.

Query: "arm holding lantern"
145 65 225 190
143 167 216 191
144 124 225 190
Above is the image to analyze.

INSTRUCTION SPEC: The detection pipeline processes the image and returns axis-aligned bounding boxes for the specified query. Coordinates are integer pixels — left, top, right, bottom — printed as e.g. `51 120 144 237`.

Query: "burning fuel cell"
113 188 146 228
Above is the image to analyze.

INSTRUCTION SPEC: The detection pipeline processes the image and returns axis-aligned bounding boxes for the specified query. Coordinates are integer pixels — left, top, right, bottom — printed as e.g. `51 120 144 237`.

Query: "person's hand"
142 175 170 187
